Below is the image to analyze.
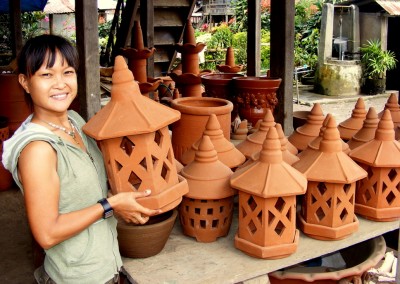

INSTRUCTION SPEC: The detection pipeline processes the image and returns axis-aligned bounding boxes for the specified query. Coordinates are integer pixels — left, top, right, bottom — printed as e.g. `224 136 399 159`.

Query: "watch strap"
97 198 113 219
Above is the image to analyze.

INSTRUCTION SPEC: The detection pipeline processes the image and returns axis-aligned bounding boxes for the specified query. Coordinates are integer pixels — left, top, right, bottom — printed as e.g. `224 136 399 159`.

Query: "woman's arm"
18 141 159 250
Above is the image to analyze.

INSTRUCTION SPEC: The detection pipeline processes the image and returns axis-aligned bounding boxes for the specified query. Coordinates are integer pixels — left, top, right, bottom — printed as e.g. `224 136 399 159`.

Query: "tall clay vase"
337 97 367 141
232 76 281 127
0 116 13 191
292 117 367 241
230 127 307 259
170 97 233 163
83 56 189 213
349 110 400 221
216 46 244 73
347 107 379 150
179 135 236 242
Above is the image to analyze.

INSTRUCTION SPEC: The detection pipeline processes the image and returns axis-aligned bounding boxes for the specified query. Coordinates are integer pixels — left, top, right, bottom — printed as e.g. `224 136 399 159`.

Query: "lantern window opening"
286 206 292 221
116 160 123 171
367 166 374 179
336 196 342 208
268 211 275 226
343 183 351 194
311 194 318 205
315 207 326 221
195 207 201 214
128 171 142 191
200 220 206 228
386 191 396 205
212 219 219 228
274 221 285 236
388 168 398 182
207 208 213 215
257 210 262 224
241 206 248 218
120 136 135 157
382 183 388 193
190 218 194 227
247 196 257 211
161 162 170 181
140 157 148 170
364 189 372 202
154 130 163 147
340 208 348 221
326 197 332 208
275 197 286 212
219 206 224 213
317 182 327 196
248 220 257 235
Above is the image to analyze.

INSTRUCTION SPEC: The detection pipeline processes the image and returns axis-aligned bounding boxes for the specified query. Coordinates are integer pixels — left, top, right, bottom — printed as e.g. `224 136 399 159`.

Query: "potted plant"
360 39 397 95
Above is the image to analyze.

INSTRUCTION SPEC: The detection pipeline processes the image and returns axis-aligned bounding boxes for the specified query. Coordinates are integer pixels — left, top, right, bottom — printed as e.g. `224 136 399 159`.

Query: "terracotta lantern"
293 116 367 240
337 97 367 141
180 114 246 169
179 135 236 242
231 127 307 259
288 103 325 152
216 46 244 73
120 21 162 97
169 19 211 97
83 56 189 212
231 119 248 141
349 110 400 221
236 108 276 159
347 107 379 150
378 93 400 139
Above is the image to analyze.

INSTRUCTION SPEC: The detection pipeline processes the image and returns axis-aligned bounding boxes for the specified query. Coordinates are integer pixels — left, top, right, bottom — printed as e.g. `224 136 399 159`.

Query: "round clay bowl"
117 209 178 258
201 73 244 100
269 236 386 284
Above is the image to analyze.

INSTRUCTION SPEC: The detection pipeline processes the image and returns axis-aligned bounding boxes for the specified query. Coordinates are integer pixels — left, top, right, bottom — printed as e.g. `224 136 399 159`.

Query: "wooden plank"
122 209 398 283
154 10 186 27
141 0 154 78
9 0 22 59
154 29 180 45
154 0 190 8
270 0 295 135
246 0 261 76
75 0 101 120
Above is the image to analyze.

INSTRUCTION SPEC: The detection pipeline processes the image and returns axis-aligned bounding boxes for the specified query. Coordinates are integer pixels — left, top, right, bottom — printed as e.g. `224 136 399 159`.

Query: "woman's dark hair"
17 34 79 109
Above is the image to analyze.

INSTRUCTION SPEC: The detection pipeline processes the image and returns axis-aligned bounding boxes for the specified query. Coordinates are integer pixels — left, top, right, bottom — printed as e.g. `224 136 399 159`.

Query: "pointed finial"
375 110 395 141
259 127 283 164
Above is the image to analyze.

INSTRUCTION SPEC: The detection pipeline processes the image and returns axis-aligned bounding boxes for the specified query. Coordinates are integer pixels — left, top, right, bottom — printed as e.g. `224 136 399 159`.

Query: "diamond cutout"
128 171 142 191
317 182 327 196
275 197 286 212
139 157 147 170
248 220 257 234
154 130 162 147
343 184 351 194
247 196 257 211
388 169 397 181
386 191 396 205
274 221 285 236
326 198 332 208
316 207 325 221
367 167 374 179
364 190 372 202
161 162 170 181
120 137 135 156
268 211 275 225
340 208 348 221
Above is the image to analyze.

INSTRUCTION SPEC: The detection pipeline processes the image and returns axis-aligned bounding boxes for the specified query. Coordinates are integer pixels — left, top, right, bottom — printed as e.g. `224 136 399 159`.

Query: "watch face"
104 209 114 219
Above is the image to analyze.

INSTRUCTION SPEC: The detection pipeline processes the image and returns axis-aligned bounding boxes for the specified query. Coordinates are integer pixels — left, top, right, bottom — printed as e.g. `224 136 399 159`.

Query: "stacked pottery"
120 21 161 98
293 116 367 240
288 103 325 152
83 56 189 258
216 46 244 73
169 19 211 97
231 127 307 259
337 97 367 141
179 135 236 242
170 97 233 163
232 76 282 127
347 107 379 150
349 110 400 221
180 114 245 169
0 116 13 191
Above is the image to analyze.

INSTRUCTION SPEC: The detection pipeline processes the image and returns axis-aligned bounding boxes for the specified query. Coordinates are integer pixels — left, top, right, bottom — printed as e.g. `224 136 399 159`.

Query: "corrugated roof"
376 0 400 15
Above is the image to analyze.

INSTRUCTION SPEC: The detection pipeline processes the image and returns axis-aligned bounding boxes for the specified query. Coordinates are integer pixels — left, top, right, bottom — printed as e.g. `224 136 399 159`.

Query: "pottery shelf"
122 207 399 284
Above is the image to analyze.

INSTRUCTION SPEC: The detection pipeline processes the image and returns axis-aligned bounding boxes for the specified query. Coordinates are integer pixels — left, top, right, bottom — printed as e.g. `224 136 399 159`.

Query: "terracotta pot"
117 209 178 258
269 235 386 284
232 76 281 127
0 116 13 191
0 74 30 134
216 47 244 73
170 97 233 163
201 73 244 100
293 110 310 130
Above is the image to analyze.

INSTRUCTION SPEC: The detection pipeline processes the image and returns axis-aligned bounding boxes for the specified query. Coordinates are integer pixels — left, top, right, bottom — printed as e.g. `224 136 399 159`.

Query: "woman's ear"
18 74 30 94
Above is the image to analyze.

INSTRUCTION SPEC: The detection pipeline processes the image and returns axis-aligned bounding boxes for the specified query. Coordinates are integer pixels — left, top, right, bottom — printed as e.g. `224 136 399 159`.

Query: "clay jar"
170 97 233 163
117 210 178 258
232 76 282 127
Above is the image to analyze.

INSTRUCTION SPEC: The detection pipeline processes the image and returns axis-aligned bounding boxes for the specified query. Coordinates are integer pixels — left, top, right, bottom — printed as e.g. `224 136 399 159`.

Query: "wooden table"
122 211 399 284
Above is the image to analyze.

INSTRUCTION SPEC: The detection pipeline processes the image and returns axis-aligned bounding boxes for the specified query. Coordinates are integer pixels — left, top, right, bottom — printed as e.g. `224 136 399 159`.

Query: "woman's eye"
65 70 76 75
41 73 51 77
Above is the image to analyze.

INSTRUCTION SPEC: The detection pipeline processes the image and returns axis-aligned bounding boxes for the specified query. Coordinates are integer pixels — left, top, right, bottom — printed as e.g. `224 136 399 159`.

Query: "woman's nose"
53 75 67 88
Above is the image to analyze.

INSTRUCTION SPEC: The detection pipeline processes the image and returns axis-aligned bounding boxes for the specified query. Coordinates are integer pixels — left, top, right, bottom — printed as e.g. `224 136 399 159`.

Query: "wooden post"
246 0 261 77
75 0 101 120
140 0 154 78
270 0 295 135
9 0 22 59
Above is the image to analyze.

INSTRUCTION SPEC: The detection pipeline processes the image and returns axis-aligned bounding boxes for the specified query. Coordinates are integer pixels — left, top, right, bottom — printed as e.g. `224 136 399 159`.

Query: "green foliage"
232 31 247 67
360 39 397 79
21 12 46 39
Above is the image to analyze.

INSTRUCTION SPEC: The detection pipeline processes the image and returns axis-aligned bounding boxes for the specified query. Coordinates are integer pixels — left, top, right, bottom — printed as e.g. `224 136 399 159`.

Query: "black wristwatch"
98 198 114 219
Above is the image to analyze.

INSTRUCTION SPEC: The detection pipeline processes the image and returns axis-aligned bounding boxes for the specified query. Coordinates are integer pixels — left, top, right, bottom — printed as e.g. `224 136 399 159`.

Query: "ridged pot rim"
171 97 233 115
233 76 282 88
201 73 245 83
117 209 178 230
269 235 386 282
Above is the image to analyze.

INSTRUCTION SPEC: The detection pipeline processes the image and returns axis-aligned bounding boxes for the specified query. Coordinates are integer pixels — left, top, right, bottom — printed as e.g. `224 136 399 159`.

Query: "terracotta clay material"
231 127 307 259
232 76 282 127
181 114 245 169
117 209 178 258
83 56 188 213
170 97 233 163
349 110 400 221
236 108 276 159
216 47 244 73
378 92 400 139
201 73 244 100
347 107 379 150
337 97 367 141
288 103 326 152
231 119 248 141
293 116 367 240
179 135 235 242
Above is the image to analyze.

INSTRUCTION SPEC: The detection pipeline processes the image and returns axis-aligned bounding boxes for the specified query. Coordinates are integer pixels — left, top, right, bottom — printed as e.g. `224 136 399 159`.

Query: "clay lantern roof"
347 107 379 150
83 56 180 140
231 126 307 198
349 110 400 167
338 97 367 141
293 116 367 184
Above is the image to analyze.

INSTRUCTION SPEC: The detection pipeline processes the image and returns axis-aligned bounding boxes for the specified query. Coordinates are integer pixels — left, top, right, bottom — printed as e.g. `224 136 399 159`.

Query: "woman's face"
18 50 78 115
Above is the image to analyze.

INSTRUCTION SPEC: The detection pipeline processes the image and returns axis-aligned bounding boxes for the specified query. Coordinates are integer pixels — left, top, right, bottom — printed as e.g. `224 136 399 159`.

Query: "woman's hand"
108 190 162 224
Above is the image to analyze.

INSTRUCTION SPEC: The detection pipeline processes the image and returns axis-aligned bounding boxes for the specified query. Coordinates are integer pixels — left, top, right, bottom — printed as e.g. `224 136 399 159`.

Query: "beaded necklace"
41 119 80 145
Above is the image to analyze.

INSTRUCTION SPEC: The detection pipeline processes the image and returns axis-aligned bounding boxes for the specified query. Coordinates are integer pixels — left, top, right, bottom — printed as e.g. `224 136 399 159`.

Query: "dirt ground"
0 90 395 283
